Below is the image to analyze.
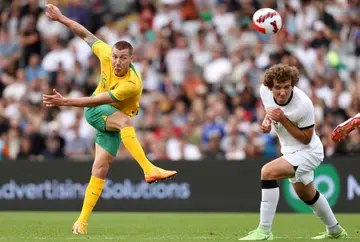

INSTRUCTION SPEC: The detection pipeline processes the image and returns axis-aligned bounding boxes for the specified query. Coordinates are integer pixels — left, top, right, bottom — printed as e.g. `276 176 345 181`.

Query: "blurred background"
0 0 359 162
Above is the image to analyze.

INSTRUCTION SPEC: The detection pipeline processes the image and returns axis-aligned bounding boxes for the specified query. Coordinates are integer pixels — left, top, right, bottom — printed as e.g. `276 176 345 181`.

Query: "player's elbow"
300 129 313 145
302 140 311 145
83 100 100 107
92 93 113 106
302 137 312 145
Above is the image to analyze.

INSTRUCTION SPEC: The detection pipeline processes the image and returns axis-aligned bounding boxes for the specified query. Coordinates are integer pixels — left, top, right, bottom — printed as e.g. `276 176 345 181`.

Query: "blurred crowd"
0 0 359 161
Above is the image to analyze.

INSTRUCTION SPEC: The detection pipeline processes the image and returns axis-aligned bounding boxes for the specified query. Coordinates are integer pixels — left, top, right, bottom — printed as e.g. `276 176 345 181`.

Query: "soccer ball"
252 8 282 35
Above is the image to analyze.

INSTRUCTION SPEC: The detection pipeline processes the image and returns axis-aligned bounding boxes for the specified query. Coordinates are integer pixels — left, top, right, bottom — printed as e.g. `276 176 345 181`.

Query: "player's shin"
77 176 105 223
259 180 279 231
120 126 153 173
305 190 343 234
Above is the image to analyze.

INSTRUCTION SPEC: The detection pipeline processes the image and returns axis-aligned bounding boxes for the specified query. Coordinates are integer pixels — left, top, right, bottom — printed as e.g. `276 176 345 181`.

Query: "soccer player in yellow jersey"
42 4 177 234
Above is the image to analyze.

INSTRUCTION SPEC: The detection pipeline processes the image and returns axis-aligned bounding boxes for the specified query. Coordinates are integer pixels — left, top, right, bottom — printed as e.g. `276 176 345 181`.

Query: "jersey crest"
272 120 280 130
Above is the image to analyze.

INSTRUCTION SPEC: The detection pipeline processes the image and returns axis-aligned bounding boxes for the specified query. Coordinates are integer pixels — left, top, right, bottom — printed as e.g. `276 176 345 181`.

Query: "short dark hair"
113 40 133 56
263 64 299 89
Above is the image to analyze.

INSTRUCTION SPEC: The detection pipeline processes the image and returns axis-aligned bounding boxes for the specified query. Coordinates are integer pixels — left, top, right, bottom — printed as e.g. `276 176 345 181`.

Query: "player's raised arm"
43 89 114 108
45 4 97 46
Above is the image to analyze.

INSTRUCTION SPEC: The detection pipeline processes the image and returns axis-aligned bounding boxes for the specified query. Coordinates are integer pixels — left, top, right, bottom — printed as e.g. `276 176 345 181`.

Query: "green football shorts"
84 104 121 157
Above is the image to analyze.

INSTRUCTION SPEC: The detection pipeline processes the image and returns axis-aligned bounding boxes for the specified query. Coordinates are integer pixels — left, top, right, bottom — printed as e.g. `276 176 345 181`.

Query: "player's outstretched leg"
239 158 293 240
292 182 348 240
107 111 177 183
331 113 360 142
72 145 112 234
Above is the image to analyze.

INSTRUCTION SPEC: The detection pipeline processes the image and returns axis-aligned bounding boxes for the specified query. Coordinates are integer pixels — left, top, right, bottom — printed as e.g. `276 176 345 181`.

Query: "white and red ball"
252 8 282 35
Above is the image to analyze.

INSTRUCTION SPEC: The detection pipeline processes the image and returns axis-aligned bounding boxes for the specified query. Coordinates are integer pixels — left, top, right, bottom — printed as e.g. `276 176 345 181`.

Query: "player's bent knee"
121 116 133 128
261 165 278 180
92 165 109 179
114 115 133 131
107 112 133 131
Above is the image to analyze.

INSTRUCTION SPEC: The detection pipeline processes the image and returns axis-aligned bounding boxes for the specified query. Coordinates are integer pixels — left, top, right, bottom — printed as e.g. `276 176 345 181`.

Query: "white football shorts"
282 143 324 185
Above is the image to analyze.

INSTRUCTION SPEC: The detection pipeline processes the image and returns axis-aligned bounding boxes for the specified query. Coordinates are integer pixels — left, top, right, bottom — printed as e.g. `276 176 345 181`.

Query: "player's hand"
266 108 287 124
261 117 271 133
43 89 66 107
45 4 63 22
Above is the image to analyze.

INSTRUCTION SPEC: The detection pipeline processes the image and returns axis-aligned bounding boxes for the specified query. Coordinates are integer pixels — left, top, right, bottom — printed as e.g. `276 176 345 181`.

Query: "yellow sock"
77 176 105 223
121 126 153 173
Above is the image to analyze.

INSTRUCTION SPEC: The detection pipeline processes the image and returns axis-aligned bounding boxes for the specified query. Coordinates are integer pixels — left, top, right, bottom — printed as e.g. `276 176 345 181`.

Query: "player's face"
272 80 293 104
111 48 132 76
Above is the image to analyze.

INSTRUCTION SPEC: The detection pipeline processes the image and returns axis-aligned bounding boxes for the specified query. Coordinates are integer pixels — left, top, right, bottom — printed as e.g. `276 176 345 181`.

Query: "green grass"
0 212 358 241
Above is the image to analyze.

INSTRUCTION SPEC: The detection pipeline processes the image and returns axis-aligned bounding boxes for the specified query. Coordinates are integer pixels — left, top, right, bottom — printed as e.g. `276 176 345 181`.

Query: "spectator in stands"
0 0 359 161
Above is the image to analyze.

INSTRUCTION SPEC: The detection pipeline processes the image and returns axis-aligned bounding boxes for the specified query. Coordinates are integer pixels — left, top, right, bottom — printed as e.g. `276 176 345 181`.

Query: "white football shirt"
260 84 322 154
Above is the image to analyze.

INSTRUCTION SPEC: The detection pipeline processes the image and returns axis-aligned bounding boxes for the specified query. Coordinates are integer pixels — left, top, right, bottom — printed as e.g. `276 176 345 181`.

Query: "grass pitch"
0 212 358 241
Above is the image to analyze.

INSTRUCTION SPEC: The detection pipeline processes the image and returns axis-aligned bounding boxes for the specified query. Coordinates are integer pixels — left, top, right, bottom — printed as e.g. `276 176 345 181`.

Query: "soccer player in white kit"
239 64 348 240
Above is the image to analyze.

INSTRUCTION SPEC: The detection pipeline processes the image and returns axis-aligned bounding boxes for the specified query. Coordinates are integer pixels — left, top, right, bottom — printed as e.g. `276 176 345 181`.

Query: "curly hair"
263 64 300 89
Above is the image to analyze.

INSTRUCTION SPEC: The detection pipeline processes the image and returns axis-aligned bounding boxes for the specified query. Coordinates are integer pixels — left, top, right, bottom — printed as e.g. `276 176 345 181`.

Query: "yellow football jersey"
90 40 142 117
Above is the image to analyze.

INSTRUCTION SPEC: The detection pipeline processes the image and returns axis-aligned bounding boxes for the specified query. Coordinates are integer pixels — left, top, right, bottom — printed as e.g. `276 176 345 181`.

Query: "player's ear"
130 55 135 62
